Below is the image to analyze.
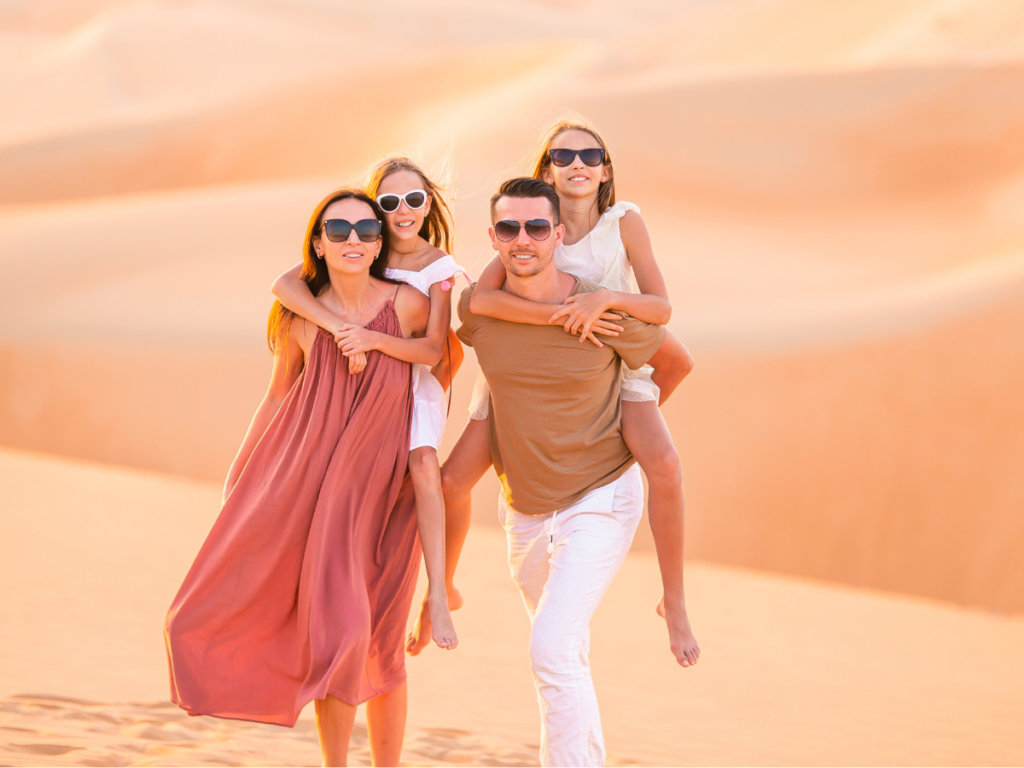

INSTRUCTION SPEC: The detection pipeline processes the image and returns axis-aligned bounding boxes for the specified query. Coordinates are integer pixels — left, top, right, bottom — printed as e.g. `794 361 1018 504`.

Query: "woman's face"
541 129 611 201
377 169 432 248
313 198 382 277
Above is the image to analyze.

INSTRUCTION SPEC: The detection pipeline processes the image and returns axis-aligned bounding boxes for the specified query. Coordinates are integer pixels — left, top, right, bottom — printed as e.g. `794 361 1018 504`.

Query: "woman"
271 157 469 651
412 118 701 669
165 188 430 766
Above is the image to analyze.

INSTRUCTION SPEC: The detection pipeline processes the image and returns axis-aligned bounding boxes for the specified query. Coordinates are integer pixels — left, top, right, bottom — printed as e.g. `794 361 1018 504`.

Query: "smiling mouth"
342 251 363 258
569 175 588 182
396 221 415 229
511 252 535 260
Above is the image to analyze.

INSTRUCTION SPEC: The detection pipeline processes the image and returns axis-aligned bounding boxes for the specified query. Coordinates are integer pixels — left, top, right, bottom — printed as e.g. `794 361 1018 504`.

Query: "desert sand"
4 447 1024 766
2 0 1023 764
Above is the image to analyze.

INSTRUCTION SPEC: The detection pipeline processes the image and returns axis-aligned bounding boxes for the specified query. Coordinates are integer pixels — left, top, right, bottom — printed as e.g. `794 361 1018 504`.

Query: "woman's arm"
549 211 672 338
335 283 442 366
222 320 305 502
271 263 346 334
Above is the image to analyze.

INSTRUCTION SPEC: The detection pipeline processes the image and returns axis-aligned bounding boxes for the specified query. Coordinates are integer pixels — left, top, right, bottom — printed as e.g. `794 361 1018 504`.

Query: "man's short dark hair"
490 177 560 224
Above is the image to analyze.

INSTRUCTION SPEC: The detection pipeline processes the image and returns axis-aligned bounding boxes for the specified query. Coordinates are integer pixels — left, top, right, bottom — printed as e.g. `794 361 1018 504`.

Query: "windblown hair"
365 156 455 255
266 187 391 353
530 116 615 215
489 177 561 224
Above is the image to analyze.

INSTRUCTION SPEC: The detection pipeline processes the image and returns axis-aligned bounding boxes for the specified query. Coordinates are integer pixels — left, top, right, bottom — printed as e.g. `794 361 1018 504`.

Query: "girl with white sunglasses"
271 157 468 662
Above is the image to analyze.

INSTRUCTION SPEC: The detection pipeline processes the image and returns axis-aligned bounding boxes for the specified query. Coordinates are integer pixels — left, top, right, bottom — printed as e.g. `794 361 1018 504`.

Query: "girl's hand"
347 352 367 375
334 324 381 356
549 290 617 342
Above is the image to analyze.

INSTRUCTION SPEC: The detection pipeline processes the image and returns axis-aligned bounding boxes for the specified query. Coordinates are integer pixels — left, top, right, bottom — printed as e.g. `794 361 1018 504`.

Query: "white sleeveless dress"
468 201 660 420
385 254 471 450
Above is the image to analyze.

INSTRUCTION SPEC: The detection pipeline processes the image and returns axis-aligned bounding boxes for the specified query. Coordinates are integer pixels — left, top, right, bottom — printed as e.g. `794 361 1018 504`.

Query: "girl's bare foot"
406 585 463 656
657 597 700 667
428 591 458 650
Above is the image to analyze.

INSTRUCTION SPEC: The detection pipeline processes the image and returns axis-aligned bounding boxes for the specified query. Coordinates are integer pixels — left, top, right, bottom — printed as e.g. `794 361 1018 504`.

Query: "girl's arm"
549 211 672 338
222 319 304 502
468 256 561 325
271 263 346 335
431 327 464 391
335 282 442 366
469 256 625 346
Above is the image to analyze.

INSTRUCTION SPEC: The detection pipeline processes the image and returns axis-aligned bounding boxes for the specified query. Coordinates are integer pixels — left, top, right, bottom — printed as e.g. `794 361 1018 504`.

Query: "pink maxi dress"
164 301 420 727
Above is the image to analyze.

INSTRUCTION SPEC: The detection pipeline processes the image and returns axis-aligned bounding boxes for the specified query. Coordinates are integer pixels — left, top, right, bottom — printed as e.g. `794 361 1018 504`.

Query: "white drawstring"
546 509 558 555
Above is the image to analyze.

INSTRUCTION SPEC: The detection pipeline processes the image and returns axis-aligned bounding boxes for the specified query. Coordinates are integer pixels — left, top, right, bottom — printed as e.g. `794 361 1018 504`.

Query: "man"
456 178 685 767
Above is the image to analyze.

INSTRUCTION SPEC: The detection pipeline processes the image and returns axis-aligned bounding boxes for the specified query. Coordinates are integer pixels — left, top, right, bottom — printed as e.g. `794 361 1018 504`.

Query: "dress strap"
393 283 401 302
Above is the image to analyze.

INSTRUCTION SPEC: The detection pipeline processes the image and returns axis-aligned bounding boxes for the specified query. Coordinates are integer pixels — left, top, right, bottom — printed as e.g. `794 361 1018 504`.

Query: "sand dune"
2 447 1023 766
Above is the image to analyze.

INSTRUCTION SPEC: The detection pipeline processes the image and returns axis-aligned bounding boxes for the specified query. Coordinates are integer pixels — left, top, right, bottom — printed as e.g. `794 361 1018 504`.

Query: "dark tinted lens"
354 219 382 242
377 194 401 213
549 148 576 167
579 148 605 166
404 191 426 209
322 219 353 242
494 220 521 241
524 219 552 240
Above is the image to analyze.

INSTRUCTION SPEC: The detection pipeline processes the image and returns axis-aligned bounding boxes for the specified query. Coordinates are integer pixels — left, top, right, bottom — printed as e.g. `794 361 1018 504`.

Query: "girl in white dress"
411 120 700 669
271 157 468 654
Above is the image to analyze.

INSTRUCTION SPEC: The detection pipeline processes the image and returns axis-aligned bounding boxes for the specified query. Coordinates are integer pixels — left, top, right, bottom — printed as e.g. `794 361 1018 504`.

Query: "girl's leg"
406 417 492 655
408 445 457 649
620 400 700 667
366 680 407 767
315 694 357 767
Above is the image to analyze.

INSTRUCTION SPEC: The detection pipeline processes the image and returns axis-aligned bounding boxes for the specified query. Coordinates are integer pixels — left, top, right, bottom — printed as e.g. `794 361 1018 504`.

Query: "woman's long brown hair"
530 117 616 215
365 156 455 254
267 187 391 352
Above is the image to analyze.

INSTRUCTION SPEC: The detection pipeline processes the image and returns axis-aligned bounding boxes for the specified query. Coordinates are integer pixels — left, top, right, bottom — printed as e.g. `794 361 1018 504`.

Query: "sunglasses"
376 189 428 213
547 148 606 167
493 219 552 242
322 218 382 243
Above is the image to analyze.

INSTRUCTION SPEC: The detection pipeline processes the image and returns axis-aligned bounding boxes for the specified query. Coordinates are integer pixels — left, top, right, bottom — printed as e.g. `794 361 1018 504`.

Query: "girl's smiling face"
377 169 432 247
541 129 611 201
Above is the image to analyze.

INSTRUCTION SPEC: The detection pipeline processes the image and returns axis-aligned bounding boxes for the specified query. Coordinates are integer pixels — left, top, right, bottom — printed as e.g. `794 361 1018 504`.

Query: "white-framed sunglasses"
376 189 428 213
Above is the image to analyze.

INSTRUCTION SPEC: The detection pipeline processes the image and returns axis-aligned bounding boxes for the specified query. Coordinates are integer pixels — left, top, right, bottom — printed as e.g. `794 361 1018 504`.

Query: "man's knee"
529 622 577 679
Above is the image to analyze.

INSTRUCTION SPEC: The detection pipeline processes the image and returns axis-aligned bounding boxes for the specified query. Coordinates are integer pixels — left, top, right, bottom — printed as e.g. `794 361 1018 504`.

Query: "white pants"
498 464 644 767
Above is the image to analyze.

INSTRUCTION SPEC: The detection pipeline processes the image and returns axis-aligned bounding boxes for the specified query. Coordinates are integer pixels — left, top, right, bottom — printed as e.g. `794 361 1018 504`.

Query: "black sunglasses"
494 219 552 242
322 218 382 243
547 148 606 167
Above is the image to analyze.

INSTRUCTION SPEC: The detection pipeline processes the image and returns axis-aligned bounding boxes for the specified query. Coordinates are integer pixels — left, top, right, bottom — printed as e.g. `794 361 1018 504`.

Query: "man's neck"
505 264 575 305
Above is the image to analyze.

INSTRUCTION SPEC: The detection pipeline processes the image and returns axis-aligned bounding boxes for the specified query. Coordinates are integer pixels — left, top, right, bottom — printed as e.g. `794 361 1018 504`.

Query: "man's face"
489 196 565 278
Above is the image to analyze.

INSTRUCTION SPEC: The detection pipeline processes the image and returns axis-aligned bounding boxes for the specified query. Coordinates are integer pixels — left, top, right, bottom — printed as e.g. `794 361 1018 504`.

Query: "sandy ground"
2 447 1024 766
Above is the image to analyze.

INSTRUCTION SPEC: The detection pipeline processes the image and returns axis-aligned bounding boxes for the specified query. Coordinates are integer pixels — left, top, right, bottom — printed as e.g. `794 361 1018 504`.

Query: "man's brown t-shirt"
456 276 665 515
